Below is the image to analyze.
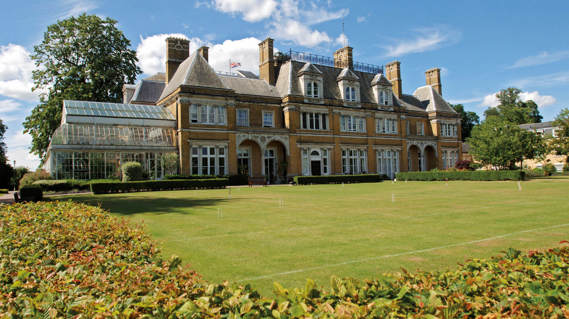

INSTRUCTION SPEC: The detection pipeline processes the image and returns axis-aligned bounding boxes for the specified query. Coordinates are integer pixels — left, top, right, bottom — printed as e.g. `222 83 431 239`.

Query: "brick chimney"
334 46 353 69
425 67 442 96
165 37 190 85
258 38 275 85
385 61 402 98
198 46 209 62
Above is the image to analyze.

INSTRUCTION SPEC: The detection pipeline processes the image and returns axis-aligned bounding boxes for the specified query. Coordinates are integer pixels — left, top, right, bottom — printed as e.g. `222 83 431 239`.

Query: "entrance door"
264 148 276 184
310 150 322 176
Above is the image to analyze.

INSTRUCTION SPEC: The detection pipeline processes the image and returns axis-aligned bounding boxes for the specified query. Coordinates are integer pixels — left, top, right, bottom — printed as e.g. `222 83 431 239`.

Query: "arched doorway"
408 145 422 171
424 145 437 171
265 140 288 184
237 140 262 177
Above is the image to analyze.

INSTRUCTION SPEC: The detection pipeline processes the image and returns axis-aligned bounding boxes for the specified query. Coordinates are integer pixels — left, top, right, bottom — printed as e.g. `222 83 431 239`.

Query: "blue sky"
1 0 569 169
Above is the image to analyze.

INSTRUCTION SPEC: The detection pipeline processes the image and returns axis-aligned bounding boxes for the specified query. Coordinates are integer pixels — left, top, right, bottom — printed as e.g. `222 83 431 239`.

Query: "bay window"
377 149 400 179
342 149 367 174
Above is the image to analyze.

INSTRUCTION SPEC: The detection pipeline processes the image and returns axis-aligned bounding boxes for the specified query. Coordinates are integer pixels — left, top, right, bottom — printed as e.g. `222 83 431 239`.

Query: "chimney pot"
425 68 442 96
385 61 402 98
258 38 275 85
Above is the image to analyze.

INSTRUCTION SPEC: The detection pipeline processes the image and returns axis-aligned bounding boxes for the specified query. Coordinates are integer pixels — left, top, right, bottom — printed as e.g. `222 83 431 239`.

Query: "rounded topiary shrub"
121 162 145 182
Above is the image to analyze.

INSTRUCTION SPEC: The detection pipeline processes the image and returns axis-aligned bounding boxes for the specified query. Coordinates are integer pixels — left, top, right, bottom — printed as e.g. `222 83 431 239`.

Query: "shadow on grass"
59 195 229 216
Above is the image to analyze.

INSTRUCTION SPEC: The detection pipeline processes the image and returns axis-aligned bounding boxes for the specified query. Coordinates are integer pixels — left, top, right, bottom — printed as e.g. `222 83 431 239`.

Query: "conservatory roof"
62 100 175 127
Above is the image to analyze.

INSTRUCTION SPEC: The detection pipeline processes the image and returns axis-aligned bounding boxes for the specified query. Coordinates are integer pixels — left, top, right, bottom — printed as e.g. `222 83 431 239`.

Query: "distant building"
45 37 463 181
520 121 566 172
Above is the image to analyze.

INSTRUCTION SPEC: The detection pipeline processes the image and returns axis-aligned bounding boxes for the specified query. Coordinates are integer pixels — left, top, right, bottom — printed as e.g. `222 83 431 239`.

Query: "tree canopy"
0 120 13 188
467 117 546 169
483 87 543 124
451 104 480 141
549 107 569 156
23 14 141 160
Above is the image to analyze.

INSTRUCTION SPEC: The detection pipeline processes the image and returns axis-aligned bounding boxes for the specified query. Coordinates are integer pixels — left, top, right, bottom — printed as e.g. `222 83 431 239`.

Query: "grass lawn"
59 177 569 294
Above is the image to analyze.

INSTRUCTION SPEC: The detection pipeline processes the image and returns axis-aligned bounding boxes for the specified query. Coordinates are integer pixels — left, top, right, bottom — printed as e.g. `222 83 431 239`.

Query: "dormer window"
306 81 320 98
345 86 356 102
298 63 323 100
372 73 393 106
337 68 360 104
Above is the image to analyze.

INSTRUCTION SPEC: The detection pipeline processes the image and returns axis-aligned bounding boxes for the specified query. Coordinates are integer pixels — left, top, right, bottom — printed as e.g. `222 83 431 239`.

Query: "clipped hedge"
18 185 43 201
0 188 8 194
294 174 382 185
165 174 218 180
396 170 525 181
90 178 228 194
32 179 120 192
2 201 569 317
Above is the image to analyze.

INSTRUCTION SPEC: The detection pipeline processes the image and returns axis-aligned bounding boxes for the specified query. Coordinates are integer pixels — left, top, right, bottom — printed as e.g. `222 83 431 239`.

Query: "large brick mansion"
46 37 462 181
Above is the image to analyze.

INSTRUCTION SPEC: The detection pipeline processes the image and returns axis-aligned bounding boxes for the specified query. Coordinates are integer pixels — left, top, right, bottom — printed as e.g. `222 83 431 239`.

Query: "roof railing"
278 49 383 74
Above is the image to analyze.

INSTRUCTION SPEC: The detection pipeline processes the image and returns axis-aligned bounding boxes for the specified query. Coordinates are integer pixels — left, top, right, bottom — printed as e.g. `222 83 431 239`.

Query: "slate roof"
337 68 359 81
159 52 227 101
371 73 391 87
235 70 258 79
412 85 457 114
219 75 281 97
130 79 165 104
519 121 556 130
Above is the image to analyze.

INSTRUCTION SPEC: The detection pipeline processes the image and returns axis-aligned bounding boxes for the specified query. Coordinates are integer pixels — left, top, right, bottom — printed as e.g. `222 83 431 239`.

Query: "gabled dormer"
337 68 360 104
371 73 393 106
297 63 323 99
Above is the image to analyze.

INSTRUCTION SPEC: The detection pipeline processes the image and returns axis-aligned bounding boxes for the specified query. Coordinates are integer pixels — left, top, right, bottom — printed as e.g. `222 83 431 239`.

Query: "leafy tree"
483 87 543 124
451 104 480 141
467 117 546 169
10 167 29 190
550 107 569 156
23 14 141 160
0 120 13 188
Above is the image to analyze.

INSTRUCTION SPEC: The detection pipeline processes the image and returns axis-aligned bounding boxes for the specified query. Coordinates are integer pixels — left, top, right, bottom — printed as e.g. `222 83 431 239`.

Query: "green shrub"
164 174 217 180
524 168 545 178
228 174 249 185
121 161 144 182
2 201 569 317
0 188 8 194
90 178 228 194
18 169 51 188
396 170 525 181
18 185 43 201
294 174 382 185
564 162 569 172
543 163 557 176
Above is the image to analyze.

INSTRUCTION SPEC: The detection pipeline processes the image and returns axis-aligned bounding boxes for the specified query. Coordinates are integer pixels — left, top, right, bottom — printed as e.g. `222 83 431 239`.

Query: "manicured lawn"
60 177 569 294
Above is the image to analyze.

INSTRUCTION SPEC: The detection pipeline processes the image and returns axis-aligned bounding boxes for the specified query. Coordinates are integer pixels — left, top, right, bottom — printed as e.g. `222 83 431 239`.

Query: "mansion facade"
45 37 462 181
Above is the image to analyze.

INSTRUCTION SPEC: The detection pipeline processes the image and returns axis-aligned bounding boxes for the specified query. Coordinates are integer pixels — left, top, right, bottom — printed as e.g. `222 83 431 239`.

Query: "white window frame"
340 115 366 133
190 104 227 125
417 122 425 136
190 146 227 176
301 111 328 130
262 110 274 128
306 80 320 98
341 149 367 174
236 108 249 127
376 118 398 134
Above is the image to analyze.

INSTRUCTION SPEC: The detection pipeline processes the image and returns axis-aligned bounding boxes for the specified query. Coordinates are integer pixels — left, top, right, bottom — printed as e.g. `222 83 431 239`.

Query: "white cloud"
5 130 40 170
519 91 556 107
480 93 500 108
59 0 98 18
209 0 348 47
511 71 569 88
0 99 21 113
137 33 261 75
209 37 262 73
480 90 556 108
508 50 569 69
335 33 348 46
382 26 461 57
356 16 366 23
0 44 38 101
136 33 189 75
213 0 277 22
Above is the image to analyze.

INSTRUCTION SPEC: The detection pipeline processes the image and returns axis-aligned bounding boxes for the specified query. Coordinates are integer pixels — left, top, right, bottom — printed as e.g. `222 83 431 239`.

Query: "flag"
230 61 241 68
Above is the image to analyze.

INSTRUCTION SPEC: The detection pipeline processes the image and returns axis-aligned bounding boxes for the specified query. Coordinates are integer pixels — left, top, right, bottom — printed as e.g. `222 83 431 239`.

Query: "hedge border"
90 178 228 194
396 170 525 181
294 174 382 185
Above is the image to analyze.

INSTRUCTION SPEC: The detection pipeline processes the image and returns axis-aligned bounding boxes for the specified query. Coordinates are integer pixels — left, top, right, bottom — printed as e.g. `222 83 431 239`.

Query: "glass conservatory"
45 100 178 180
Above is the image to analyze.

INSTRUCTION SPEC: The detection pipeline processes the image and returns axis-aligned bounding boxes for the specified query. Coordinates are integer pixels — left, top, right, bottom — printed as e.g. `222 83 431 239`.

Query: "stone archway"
424 145 437 171
237 139 262 178
265 140 288 184
408 145 421 171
